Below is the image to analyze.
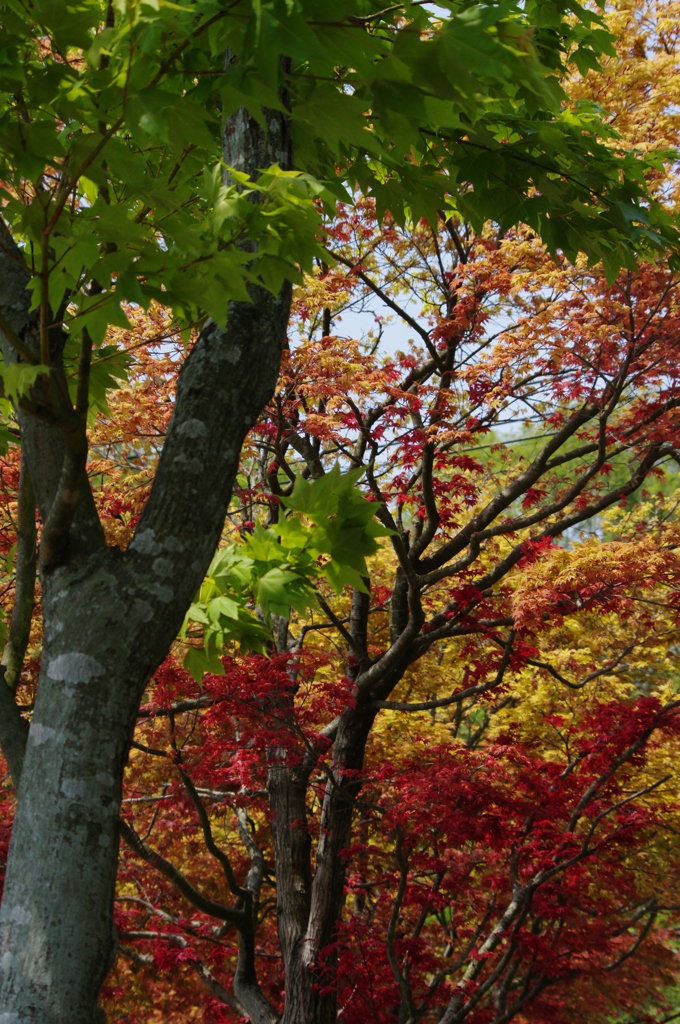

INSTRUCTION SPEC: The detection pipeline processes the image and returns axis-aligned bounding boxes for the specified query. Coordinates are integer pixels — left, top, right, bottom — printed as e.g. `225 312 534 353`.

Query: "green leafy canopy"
181 465 390 681
1 0 679 417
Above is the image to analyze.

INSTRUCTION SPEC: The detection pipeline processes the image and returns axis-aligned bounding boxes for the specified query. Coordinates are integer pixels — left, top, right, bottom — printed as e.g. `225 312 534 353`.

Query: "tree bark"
2 455 36 693
277 707 376 1024
269 744 314 1014
0 90 293 1022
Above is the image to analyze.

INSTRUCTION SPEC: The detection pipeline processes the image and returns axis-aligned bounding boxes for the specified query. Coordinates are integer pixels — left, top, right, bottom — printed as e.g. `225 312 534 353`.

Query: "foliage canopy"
1 0 680 1023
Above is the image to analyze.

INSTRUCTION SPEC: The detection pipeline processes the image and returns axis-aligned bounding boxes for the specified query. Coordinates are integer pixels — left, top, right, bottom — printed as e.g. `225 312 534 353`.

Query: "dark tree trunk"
276 707 376 1024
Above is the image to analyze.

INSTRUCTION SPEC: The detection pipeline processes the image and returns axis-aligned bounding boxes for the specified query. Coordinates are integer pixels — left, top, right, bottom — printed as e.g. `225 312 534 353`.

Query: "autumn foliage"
1 0 680 1022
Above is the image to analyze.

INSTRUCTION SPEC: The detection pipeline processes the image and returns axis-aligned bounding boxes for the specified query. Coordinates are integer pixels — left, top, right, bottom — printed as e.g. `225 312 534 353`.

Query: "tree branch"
373 630 515 712
329 249 445 371
0 665 28 789
38 328 94 568
386 826 417 1022
177 765 248 901
118 819 245 926
418 401 599 573
117 931 248 1015
2 455 36 691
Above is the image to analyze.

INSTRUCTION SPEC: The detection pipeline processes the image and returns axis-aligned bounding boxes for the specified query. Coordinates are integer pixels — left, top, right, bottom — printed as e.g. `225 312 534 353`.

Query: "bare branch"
118 819 245 926
176 765 248 901
374 630 515 712
386 827 417 1021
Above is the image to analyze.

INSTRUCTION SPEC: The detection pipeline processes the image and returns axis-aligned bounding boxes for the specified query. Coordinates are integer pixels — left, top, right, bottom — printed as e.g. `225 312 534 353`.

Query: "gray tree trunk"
0 95 292 1023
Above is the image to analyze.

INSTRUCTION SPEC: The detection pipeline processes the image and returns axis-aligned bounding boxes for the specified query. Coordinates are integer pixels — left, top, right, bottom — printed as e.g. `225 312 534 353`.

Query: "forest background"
2 0 680 1022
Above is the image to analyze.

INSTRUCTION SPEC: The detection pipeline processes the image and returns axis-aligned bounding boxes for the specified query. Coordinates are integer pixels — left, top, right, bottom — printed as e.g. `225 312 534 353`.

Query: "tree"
83 1 680 1016
0 0 678 1022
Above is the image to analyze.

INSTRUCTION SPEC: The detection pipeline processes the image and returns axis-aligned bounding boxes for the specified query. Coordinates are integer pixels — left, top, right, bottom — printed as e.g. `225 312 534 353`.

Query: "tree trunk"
0 92 292 1022
0 561 140 1023
278 707 376 1024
